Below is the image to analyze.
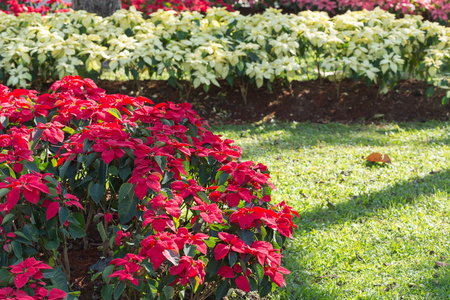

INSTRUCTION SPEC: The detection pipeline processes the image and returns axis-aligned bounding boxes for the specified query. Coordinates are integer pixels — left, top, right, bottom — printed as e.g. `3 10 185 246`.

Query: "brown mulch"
92 78 450 125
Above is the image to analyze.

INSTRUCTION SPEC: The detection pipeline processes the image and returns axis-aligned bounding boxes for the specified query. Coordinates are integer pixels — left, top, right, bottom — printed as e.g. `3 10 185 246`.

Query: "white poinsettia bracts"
0 7 448 92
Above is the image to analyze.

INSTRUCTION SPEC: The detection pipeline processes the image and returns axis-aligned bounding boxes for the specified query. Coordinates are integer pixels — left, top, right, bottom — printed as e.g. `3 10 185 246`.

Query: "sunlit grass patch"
214 121 450 299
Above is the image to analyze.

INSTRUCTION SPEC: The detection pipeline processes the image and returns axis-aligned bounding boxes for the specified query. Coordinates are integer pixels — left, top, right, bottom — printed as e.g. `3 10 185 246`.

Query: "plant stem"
63 234 70 282
83 200 95 249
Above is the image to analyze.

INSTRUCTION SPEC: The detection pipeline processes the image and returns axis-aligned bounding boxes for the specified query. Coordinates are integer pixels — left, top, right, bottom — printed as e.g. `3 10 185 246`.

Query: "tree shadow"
297 169 450 231
280 169 450 299
213 120 450 150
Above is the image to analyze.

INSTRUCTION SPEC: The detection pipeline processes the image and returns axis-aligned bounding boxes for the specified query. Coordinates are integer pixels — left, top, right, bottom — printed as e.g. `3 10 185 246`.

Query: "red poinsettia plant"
0 75 298 299
0 0 70 15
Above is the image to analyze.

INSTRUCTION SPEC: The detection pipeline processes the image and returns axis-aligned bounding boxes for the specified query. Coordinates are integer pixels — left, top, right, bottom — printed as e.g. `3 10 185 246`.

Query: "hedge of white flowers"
1 7 449 95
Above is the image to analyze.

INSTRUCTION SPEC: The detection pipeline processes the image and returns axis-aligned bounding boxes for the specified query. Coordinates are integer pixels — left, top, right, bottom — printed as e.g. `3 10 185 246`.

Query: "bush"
0 0 70 15
122 0 234 14
0 75 299 299
1 8 449 102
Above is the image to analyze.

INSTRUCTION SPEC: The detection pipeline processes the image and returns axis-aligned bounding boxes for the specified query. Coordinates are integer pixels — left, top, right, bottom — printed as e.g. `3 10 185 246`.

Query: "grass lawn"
213 121 450 300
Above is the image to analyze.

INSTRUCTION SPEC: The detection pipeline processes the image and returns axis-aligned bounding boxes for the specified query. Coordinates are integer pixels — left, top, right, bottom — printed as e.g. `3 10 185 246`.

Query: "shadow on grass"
297 169 450 231
214 121 450 150
280 169 450 299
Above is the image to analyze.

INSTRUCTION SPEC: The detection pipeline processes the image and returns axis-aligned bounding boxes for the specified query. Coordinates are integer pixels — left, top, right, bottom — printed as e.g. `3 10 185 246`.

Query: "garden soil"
58 78 450 299
92 78 450 125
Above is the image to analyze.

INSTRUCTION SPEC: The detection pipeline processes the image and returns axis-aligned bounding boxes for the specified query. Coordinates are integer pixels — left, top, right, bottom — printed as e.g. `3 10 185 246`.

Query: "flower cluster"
251 0 450 23
0 258 67 300
0 75 299 298
123 0 234 15
0 0 70 15
0 8 448 101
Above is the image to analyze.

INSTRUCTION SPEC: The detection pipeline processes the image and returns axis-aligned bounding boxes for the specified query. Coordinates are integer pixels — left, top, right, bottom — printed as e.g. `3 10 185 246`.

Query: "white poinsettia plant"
0 6 449 99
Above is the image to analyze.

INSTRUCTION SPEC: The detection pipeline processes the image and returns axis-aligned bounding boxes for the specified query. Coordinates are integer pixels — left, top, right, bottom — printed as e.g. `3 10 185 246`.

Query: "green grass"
213 121 450 300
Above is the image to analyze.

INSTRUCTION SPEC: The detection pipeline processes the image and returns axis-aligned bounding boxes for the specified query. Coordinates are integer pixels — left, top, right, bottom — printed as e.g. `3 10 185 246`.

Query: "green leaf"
0 188 9 199
102 285 113 300
85 153 99 168
163 249 180 266
118 186 136 224
168 76 177 88
183 244 198 257
259 277 273 297
51 266 69 291
108 108 122 120
22 224 39 242
154 156 167 171
102 265 115 284
45 240 60 250
229 252 237 267
142 261 156 277
59 159 71 181
219 172 229 185
119 182 134 202
24 161 40 173
161 172 174 185
199 164 210 186
98 161 107 186
11 240 22 258
215 280 230 299
59 207 70 226
255 263 265 283
163 286 175 300
441 95 448 105
62 126 75 134
237 229 254 246
118 167 131 181
0 268 11 287
426 86 434 98
248 276 257 291
204 239 216 248
89 183 105 204
97 222 107 242
0 116 9 129
208 256 221 277
114 281 125 300
1 213 15 225
68 224 86 239
197 191 209 204
73 212 85 228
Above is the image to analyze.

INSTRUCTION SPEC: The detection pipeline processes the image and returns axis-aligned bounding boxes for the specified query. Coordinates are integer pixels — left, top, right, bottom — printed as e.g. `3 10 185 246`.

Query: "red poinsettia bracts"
0 76 299 298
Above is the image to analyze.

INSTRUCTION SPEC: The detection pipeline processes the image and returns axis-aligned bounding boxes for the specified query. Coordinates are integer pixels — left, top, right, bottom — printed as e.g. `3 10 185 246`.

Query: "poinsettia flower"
36 121 65 144
235 275 250 292
0 287 33 300
10 258 52 289
217 266 234 278
214 233 246 260
1 173 51 213
264 265 290 287
142 210 176 232
33 287 67 300
109 254 144 286
148 194 182 218
174 227 209 255
170 179 205 205
129 167 161 199
191 202 224 224
139 232 179 269
169 256 206 285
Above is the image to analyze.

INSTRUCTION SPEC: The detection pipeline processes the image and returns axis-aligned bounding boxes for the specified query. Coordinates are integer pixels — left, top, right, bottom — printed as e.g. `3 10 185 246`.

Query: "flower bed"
0 7 448 103
0 75 299 299
0 0 70 15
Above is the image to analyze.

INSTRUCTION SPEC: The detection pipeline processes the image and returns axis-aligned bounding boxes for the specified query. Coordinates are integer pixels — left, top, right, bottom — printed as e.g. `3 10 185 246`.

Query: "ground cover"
214 121 450 299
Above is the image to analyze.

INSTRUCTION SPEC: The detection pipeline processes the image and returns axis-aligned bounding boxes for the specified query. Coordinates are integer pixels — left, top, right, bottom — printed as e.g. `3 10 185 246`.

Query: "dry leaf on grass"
366 152 391 163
